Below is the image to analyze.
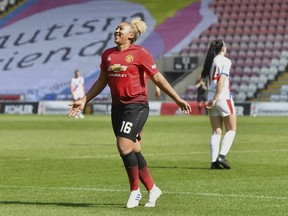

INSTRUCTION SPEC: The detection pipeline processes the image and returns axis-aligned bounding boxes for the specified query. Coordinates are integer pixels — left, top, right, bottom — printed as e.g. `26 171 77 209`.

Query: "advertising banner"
92 103 111 115
91 101 161 116
250 102 288 116
148 102 162 116
38 101 70 115
0 0 155 100
160 102 201 115
234 102 251 116
0 102 38 114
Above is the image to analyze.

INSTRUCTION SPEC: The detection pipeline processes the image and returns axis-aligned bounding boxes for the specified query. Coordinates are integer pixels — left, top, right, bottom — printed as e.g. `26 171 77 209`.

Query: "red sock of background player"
135 151 154 191
121 151 139 191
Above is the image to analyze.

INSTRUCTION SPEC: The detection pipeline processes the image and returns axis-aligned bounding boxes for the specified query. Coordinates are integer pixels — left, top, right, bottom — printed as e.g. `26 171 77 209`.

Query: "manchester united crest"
125 55 134 63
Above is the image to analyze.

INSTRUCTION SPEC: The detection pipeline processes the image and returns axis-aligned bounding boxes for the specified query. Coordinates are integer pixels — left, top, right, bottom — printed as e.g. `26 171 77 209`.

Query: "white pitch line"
0 185 287 200
1 149 288 161
164 191 288 200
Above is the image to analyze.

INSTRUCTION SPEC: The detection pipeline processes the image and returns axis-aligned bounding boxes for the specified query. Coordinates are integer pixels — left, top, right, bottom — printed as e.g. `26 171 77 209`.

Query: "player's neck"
117 43 132 51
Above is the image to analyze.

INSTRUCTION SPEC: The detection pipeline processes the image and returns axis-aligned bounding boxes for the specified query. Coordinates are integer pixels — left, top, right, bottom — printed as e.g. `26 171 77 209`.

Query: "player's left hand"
177 99 192 114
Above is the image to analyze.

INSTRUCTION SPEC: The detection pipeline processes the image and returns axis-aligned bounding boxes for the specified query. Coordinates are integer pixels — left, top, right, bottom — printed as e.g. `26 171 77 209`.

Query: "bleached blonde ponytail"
129 17 147 43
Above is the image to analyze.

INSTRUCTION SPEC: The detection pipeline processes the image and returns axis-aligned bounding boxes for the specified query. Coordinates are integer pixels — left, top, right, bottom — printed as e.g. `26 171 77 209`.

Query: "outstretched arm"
67 70 108 117
150 72 191 113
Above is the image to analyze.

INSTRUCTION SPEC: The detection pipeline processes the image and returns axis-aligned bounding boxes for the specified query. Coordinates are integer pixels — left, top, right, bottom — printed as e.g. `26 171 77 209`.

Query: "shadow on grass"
0 201 124 208
149 166 210 170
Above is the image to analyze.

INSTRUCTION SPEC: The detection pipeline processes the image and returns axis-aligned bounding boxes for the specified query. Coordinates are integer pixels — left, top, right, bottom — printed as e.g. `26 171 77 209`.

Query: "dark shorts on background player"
111 103 149 142
197 94 207 103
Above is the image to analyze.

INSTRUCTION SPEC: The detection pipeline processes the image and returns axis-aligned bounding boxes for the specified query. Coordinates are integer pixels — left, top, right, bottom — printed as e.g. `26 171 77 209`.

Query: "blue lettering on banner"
0 1 155 100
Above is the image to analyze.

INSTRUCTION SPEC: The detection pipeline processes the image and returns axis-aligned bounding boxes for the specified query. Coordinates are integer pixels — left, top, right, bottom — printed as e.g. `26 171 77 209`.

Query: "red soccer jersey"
100 44 159 104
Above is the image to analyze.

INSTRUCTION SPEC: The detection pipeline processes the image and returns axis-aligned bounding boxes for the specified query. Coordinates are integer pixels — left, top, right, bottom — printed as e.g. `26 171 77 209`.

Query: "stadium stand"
0 0 21 15
180 0 288 102
1 0 287 103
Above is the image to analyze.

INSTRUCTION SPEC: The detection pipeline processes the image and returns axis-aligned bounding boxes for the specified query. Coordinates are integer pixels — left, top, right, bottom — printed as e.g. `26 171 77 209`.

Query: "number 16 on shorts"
120 121 133 134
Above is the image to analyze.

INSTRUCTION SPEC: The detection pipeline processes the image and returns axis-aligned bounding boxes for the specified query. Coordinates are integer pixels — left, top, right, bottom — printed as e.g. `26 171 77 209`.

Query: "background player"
201 40 237 169
70 69 85 118
194 75 208 114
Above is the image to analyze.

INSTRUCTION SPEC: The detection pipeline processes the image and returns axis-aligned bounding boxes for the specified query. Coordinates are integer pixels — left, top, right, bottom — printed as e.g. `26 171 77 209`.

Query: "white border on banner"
38 101 71 115
148 101 161 116
91 102 161 116
92 103 111 115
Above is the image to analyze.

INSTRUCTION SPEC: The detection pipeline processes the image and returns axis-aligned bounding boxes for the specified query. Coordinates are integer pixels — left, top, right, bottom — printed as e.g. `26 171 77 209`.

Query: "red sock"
125 166 139 191
135 152 154 190
121 152 139 191
139 165 154 191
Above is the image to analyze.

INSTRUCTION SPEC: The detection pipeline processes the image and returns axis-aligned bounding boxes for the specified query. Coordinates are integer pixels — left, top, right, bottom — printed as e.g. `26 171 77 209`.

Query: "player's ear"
128 32 134 40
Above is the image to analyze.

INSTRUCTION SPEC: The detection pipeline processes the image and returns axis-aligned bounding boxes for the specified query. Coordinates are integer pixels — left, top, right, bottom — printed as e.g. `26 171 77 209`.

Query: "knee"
117 144 130 155
213 128 222 135
117 137 134 155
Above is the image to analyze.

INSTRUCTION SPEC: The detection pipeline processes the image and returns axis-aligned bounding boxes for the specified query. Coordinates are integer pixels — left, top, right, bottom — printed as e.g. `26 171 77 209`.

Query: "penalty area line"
0 185 287 200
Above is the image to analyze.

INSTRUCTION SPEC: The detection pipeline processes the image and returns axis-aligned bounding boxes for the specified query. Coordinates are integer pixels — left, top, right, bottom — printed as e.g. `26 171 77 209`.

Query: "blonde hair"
129 17 147 43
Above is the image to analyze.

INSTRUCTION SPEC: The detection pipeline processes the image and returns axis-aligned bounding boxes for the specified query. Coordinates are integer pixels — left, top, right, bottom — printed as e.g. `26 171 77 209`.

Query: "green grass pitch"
0 114 287 216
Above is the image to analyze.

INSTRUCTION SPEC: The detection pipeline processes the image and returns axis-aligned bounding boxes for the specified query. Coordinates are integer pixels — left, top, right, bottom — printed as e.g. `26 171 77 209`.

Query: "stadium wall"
1 101 288 116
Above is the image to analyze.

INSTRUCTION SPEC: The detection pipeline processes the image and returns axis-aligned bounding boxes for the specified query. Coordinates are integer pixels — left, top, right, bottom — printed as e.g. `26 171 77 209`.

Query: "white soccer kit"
207 55 235 117
71 77 85 100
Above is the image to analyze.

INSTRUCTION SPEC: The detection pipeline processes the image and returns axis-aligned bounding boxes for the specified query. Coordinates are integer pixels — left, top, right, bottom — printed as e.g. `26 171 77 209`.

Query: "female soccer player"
70 69 85 118
68 17 191 208
201 40 237 169
194 75 208 114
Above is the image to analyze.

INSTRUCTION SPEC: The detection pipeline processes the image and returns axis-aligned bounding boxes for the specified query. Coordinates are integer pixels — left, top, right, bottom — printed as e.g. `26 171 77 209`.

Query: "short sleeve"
221 58 232 76
138 47 159 76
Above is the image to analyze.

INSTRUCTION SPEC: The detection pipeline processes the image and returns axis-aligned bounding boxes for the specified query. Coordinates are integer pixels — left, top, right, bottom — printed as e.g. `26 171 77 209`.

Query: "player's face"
222 45 227 55
114 22 133 45
222 41 227 55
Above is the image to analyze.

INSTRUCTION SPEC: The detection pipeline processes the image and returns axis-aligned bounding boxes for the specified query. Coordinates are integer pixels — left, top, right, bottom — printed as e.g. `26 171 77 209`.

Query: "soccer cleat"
217 155 231 169
126 188 142 208
145 185 162 207
210 161 223 169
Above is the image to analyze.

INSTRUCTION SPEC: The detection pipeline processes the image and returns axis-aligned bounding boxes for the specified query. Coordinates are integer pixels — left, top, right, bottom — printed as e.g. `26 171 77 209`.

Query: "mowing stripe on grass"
1 185 287 200
1 148 288 161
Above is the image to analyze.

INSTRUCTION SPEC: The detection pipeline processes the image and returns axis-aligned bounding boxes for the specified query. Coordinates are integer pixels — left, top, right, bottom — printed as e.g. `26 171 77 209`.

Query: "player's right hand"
206 100 216 109
67 96 86 118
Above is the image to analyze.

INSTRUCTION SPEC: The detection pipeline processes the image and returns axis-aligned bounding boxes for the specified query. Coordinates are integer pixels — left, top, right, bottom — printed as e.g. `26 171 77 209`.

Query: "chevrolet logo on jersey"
108 64 128 72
